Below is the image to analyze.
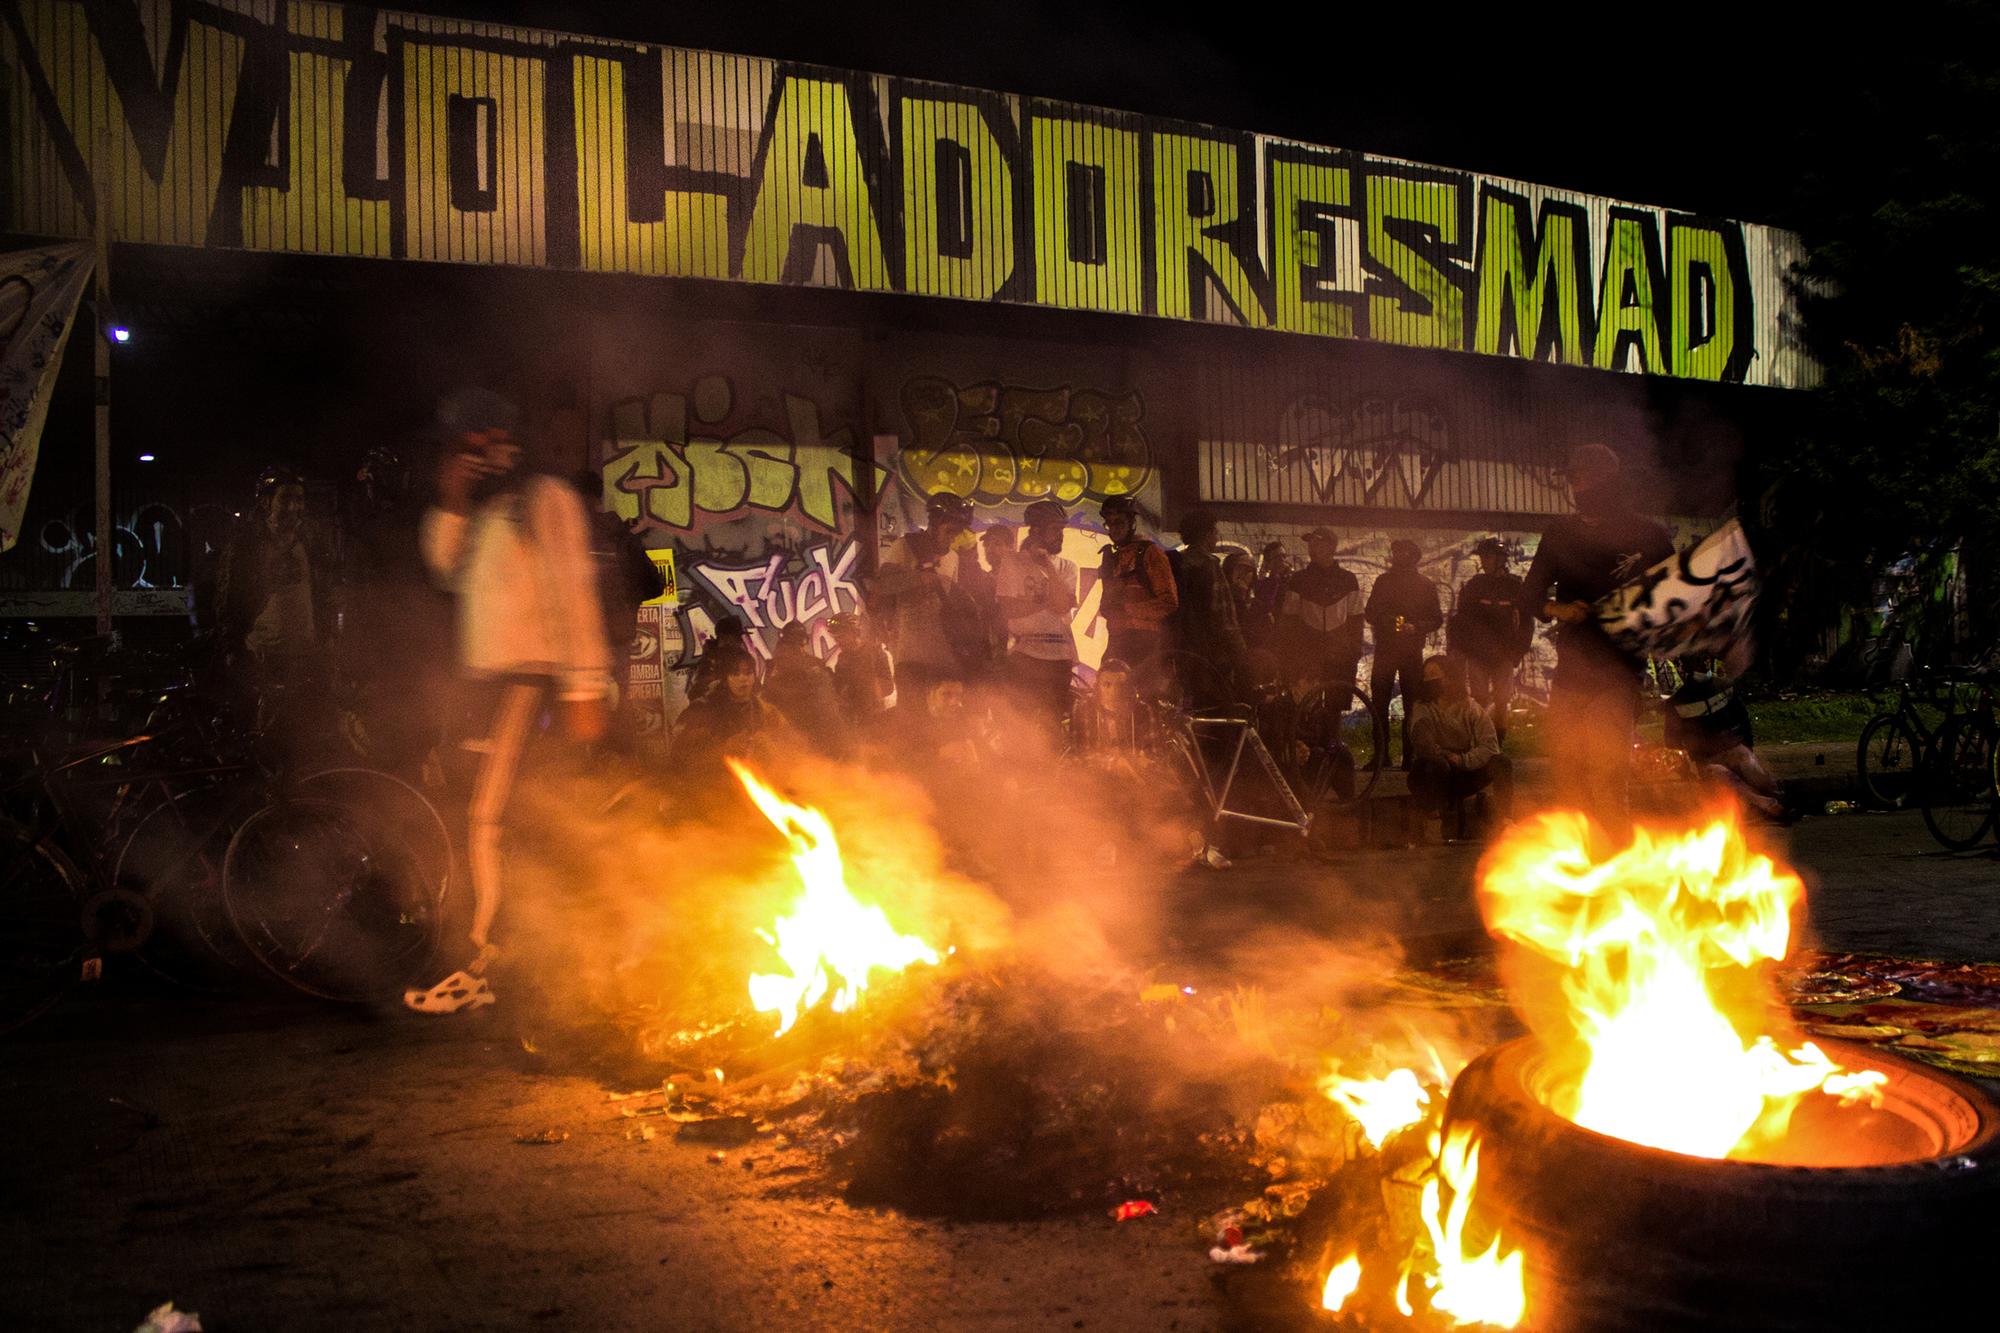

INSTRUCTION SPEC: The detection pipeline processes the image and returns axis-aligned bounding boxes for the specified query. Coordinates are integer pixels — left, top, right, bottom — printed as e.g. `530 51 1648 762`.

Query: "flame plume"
1478 811 1884 1160
730 760 940 1037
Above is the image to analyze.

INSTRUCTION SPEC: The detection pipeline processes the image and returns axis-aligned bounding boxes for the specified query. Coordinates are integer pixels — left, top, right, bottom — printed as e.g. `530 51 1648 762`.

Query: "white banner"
1594 518 1759 663
0 243 95 552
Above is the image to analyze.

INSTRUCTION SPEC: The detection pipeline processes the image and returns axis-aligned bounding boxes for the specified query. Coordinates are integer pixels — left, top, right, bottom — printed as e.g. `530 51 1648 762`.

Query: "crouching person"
1409 655 1513 839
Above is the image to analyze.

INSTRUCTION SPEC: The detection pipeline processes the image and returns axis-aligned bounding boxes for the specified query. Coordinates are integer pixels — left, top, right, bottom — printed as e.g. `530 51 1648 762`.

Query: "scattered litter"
676 1114 759 1146
81 957 102 983
625 1124 657 1143
710 1068 727 1083
1217 1225 1244 1249
1208 1244 1262 1265
513 1129 569 1145
519 1037 540 1054
707 1150 727 1164
1110 1200 1157 1222
133 1303 201 1333
1823 800 1856 815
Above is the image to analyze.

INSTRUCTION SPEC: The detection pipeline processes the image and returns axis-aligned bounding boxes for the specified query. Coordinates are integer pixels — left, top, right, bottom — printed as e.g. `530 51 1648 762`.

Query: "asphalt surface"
3 806 1995 1333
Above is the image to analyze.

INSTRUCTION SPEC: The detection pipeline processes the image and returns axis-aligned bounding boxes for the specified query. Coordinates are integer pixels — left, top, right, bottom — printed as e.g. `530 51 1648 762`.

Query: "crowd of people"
200 397 1766 1011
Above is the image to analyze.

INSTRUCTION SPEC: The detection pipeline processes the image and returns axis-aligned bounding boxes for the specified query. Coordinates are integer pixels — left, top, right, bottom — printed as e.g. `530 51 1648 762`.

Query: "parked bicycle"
1856 666 2000 850
0 637 454 1034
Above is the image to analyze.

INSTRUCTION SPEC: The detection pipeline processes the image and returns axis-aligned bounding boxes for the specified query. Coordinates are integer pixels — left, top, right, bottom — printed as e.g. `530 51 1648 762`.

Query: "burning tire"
1444 1036 2000 1332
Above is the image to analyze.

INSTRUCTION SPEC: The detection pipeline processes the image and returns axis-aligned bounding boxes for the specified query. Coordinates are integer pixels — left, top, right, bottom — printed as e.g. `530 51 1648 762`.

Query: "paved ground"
3 806 1995 1332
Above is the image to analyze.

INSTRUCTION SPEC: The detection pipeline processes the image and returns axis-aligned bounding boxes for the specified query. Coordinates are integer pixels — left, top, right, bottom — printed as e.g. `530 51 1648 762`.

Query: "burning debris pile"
502 759 1994 1330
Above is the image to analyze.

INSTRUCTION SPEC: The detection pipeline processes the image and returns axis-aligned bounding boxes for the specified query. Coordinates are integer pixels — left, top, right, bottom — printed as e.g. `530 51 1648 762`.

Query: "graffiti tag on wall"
601 374 882 535
1265 394 1455 507
687 538 863 660
898 376 1152 506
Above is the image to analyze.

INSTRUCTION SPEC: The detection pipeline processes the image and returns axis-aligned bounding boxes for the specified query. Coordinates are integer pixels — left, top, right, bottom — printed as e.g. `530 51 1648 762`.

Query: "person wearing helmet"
1521 443 1673 817
1449 537 1530 742
875 490 983 701
405 389 611 1015
216 464 329 698
995 498 1079 729
1364 539 1443 769
1095 494 1178 668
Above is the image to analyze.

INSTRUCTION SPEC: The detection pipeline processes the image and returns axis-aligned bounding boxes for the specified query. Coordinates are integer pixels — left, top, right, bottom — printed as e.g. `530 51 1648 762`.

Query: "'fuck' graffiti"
689 539 862 659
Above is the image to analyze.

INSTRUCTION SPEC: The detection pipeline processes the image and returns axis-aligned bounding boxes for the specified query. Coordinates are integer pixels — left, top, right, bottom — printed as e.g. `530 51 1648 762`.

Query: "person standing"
404 390 610 1015
217 465 330 702
569 468 666 737
1095 494 1178 669
1521 443 1675 819
876 491 983 702
995 499 1080 730
1174 509 1247 702
1365 539 1442 769
340 444 454 780
1278 526 1364 703
1451 537 1530 742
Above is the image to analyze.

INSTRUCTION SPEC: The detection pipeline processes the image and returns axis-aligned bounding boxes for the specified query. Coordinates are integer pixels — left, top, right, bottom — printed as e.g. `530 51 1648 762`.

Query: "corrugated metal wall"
2 0 1818 388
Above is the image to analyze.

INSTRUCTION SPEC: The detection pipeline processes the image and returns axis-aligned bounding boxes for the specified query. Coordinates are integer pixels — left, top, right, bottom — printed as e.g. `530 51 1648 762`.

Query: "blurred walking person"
1522 443 1674 820
404 391 610 1015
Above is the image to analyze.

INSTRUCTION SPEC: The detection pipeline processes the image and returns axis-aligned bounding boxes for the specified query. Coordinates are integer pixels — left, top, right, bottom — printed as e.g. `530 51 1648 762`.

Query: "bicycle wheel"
222 769 450 1002
113 780 257 990
1296 683 1381 805
1919 718 1995 851
0 820 89 1034
1136 650 1233 712
1856 714 1920 810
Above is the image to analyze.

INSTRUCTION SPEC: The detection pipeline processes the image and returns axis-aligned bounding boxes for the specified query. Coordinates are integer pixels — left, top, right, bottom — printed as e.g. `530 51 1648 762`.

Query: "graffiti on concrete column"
898 375 1153 506
686 536 864 661
601 373 883 535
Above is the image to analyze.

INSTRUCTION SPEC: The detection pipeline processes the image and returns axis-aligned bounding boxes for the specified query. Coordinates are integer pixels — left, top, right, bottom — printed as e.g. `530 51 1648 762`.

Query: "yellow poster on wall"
643 549 678 606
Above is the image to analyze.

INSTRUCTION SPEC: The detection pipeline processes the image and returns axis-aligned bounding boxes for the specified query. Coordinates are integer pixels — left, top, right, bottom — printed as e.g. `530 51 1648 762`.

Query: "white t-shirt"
995 552 1078 661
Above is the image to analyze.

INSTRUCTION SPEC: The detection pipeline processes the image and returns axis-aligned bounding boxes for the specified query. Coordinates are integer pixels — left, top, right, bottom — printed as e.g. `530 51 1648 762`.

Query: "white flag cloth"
1592 518 1758 662
0 242 95 552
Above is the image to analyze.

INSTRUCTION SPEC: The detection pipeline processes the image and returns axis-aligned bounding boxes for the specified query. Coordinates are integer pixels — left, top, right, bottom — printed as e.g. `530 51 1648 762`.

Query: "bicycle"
1135 650 1379 857
0 639 454 1030
1915 668 2000 852
1856 674 1951 811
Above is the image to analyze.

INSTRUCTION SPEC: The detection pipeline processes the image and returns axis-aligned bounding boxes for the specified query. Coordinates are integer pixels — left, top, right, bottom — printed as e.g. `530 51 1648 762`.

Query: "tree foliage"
1750 1 2000 674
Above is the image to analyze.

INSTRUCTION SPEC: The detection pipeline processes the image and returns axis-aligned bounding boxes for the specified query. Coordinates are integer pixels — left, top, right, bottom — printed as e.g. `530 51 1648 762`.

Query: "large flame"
1323 1067 1433 1150
1478 811 1884 1160
730 761 940 1037
1410 1126 1527 1328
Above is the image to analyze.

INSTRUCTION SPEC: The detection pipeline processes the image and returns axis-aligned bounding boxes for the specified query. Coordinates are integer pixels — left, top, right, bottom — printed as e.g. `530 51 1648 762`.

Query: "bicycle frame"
1177 709 1314 838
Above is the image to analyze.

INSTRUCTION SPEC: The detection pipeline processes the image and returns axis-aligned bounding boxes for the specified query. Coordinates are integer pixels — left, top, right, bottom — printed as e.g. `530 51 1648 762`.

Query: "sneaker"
404 971 493 1014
